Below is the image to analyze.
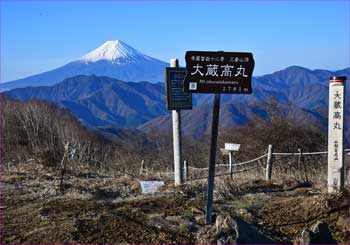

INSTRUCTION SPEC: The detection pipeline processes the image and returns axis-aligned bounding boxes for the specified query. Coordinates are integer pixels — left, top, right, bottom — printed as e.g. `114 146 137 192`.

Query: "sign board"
165 68 192 110
225 143 240 151
328 76 346 192
220 148 230 155
184 51 255 94
140 181 164 194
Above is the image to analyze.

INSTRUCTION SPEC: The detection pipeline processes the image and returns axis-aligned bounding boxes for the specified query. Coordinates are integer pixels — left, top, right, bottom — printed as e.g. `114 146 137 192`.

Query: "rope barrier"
141 148 350 178
188 166 208 171
273 152 297 156
302 151 328 155
274 149 349 156
217 154 268 167
189 165 260 181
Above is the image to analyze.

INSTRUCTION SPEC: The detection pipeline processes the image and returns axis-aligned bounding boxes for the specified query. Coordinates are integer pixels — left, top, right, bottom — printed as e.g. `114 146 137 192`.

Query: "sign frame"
165 67 192 110
184 51 255 94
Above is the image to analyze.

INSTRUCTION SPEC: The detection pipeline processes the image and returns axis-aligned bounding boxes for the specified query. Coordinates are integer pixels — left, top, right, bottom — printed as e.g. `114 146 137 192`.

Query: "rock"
198 215 275 244
194 215 205 225
298 221 337 244
191 207 204 215
215 215 225 231
216 216 239 245
223 216 237 231
234 217 275 244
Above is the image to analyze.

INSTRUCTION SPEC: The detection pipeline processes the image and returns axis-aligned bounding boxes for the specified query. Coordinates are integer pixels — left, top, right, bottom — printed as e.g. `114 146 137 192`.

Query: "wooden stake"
265 144 273 181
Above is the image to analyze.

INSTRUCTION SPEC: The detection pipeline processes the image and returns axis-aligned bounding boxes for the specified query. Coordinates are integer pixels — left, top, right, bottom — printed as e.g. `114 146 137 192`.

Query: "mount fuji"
2 40 168 91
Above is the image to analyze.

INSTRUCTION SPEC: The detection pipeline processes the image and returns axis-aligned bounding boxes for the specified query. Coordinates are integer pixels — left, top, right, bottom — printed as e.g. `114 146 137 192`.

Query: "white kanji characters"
191 64 204 76
220 64 234 77
206 64 219 77
235 65 248 77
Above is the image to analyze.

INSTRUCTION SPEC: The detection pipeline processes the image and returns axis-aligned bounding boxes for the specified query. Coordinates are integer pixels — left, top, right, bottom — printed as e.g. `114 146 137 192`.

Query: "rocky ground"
2 162 349 244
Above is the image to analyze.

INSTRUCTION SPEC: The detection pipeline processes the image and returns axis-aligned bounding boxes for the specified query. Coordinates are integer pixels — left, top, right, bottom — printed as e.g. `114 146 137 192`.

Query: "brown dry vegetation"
1 97 349 244
2 161 349 244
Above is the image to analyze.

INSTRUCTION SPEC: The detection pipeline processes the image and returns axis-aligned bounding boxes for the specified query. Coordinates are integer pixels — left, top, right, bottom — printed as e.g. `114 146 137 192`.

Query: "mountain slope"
2 40 168 91
5 66 350 139
137 102 328 138
6 75 166 127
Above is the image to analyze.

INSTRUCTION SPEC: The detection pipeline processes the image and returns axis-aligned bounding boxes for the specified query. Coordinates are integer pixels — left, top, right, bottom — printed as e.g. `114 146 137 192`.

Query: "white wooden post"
139 159 145 176
171 58 184 185
297 148 302 177
184 160 188 182
266 144 274 180
328 76 346 193
229 151 233 177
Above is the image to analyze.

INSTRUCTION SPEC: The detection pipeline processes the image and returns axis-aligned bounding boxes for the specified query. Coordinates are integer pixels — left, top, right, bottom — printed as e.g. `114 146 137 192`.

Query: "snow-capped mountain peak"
80 40 145 63
3 39 168 90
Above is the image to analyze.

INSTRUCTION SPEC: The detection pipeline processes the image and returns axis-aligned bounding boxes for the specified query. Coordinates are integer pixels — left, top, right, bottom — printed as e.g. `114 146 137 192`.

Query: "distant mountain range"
1 40 168 91
5 66 350 139
6 75 166 128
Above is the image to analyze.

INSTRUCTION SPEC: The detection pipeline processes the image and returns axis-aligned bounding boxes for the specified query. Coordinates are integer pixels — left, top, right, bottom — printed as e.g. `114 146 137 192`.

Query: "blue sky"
1 1 349 81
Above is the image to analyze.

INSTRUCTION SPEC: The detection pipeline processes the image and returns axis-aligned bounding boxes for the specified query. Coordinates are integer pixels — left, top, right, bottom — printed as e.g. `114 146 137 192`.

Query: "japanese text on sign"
328 81 345 169
165 68 192 110
184 51 255 94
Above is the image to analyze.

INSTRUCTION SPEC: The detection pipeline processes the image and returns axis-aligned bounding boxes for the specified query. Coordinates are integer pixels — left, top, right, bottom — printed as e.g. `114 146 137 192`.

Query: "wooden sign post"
165 59 192 185
328 76 347 193
184 51 255 224
221 143 240 176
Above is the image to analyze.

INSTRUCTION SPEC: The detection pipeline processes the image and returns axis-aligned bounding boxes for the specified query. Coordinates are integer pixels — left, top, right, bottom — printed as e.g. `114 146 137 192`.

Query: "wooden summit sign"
327 76 346 193
184 51 255 94
183 50 255 225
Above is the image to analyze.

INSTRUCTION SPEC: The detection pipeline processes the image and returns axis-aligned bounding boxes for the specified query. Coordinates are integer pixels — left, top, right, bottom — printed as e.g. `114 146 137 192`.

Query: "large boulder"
298 221 337 244
198 215 275 244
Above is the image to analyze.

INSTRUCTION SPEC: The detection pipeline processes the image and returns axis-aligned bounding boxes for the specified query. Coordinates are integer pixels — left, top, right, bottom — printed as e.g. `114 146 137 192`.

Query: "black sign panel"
165 67 192 110
184 51 255 94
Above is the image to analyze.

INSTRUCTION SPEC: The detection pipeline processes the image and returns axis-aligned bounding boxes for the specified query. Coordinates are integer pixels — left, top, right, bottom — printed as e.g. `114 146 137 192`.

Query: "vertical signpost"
220 143 241 176
328 76 346 193
165 59 192 185
184 51 254 224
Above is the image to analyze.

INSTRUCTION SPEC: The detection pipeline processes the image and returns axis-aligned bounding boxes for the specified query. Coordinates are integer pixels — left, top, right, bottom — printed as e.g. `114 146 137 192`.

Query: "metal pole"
266 144 273 181
205 93 221 225
171 58 184 185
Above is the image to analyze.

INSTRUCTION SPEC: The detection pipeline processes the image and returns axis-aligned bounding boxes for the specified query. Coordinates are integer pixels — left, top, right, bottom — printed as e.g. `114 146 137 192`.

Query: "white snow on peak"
80 40 146 63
